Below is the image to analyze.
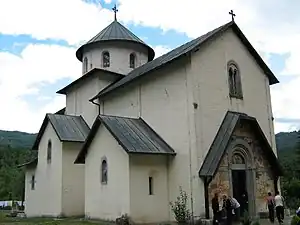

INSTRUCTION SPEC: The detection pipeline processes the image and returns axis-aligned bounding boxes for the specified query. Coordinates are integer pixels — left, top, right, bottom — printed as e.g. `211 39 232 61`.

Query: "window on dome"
129 53 136 68
83 57 88 73
102 51 110 68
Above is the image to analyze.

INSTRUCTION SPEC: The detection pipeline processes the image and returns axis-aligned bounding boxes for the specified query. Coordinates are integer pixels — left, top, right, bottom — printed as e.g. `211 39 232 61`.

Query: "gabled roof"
55 107 65 115
32 114 90 150
76 20 155 62
198 111 283 178
90 21 279 101
75 115 176 164
57 68 125 95
17 157 38 168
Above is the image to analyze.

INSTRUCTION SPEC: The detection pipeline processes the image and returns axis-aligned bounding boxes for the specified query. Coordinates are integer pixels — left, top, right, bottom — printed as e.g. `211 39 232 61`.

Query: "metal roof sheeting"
100 115 175 154
75 115 175 164
76 21 155 61
32 114 90 150
47 114 90 142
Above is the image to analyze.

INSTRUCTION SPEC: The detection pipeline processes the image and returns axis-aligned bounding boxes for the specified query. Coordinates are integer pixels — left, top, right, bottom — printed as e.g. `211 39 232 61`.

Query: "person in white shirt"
274 191 285 224
230 197 241 222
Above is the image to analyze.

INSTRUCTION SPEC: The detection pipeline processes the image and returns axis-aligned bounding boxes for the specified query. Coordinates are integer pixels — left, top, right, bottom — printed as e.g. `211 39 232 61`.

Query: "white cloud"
152 45 171 58
0 0 300 132
0 44 81 132
0 0 113 45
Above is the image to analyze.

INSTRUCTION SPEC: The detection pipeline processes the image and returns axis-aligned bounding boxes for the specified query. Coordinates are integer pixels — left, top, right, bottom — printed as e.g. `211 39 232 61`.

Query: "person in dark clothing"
212 193 220 225
266 192 275 223
241 193 248 216
223 195 233 225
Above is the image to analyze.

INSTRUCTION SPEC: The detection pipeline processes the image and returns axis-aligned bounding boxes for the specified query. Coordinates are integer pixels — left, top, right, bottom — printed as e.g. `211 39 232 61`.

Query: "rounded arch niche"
227 138 256 217
228 138 255 170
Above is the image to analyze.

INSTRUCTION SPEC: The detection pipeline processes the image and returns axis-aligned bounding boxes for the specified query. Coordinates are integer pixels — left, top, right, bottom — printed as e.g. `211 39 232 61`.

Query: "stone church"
20 7 283 224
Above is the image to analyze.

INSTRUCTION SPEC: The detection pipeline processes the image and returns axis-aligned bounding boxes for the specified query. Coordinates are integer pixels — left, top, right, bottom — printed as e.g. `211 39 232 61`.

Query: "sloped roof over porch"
32 114 90 150
17 157 38 168
75 115 176 164
199 111 283 178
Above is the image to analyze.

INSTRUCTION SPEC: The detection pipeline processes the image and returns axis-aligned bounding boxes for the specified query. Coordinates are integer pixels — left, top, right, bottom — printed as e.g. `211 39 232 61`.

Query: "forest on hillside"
0 130 299 209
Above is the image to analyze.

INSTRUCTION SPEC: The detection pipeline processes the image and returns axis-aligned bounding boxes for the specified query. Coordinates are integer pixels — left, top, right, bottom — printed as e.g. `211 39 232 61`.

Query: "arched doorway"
229 144 256 217
231 152 248 216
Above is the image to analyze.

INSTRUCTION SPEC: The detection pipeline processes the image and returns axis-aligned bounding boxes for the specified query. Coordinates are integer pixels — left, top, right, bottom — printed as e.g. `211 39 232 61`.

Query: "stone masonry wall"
208 119 275 214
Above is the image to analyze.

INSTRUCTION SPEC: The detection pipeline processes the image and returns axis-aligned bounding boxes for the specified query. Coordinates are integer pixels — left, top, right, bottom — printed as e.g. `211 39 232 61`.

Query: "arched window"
101 159 108 184
232 153 245 165
129 53 136 68
228 62 243 98
102 51 110 68
83 57 88 73
47 140 52 164
31 175 35 190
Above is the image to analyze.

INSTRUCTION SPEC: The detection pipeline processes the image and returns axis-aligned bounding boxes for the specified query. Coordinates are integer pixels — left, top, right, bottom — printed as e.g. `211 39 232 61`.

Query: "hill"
0 129 298 152
275 131 299 152
0 130 36 149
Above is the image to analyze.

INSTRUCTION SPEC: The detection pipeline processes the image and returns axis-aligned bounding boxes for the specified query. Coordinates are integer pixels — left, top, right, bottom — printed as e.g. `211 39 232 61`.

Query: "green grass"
0 212 113 225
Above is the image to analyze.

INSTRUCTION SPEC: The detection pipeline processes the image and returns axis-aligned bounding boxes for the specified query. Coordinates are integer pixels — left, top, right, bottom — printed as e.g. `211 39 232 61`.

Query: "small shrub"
291 215 300 225
116 213 131 225
170 186 191 224
251 219 260 225
241 210 252 225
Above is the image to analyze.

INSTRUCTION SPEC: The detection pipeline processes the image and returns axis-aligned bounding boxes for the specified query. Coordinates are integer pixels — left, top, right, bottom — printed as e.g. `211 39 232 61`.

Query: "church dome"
76 20 155 62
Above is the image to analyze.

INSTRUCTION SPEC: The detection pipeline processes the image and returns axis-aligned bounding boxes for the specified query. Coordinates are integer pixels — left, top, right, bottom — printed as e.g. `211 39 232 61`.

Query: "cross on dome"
112 4 118 21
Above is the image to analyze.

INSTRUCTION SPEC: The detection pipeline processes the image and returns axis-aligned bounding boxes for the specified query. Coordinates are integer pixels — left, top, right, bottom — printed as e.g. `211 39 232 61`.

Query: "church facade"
20 9 283 224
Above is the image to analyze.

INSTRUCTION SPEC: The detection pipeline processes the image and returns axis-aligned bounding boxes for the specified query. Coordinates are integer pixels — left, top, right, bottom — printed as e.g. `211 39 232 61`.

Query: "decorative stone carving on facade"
208 171 230 200
207 119 276 213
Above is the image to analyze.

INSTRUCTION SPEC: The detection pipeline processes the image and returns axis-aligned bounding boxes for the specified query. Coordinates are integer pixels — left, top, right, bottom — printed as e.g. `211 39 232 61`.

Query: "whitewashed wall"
129 155 170 223
25 123 62 217
61 142 85 216
82 42 149 75
84 125 130 220
65 73 116 127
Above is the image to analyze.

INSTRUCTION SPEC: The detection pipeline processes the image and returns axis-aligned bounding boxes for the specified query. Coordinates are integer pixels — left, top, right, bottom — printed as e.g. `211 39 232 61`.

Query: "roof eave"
74 117 101 164
95 53 190 100
231 23 280 85
76 39 155 62
56 68 125 95
127 151 176 156
17 158 38 168
32 114 50 150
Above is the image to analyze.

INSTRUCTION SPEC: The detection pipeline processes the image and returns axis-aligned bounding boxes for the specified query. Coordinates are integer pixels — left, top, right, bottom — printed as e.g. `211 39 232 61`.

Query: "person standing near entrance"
223 195 233 225
212 193 220 225
231 197 241 222
274 191 285 224
266 192 275 223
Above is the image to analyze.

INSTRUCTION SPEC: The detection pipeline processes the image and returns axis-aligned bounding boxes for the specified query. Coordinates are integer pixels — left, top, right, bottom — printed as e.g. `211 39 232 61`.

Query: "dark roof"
55 107 65 115
91 21 279 101
75 115 176 164
32 114 90 150
198 111 283 178
76 20 155 62
57 68 125 95
17 157 38 168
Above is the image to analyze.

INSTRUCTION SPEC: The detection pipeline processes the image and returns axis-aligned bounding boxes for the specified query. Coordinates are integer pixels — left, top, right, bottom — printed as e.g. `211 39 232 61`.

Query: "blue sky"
0 0 299 133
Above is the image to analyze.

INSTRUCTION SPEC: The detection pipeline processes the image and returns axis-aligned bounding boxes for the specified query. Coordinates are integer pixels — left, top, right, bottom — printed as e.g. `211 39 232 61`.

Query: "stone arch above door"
227 137 255 170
